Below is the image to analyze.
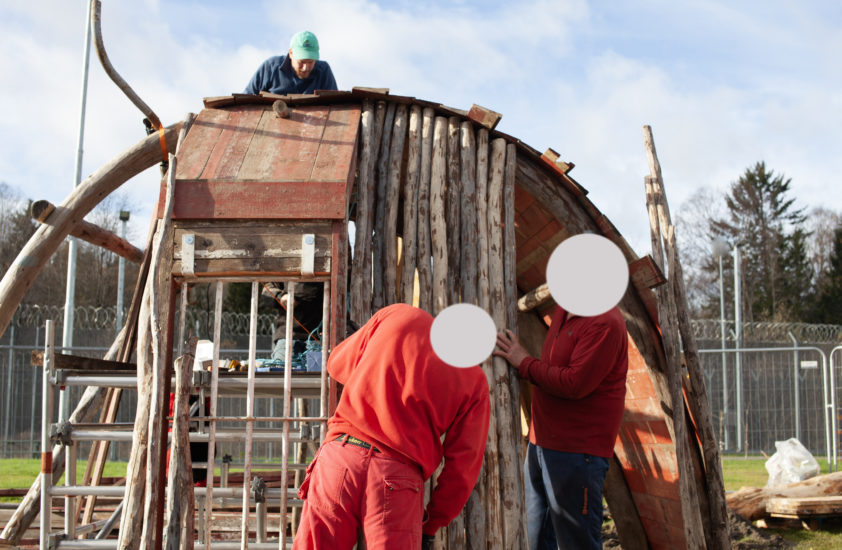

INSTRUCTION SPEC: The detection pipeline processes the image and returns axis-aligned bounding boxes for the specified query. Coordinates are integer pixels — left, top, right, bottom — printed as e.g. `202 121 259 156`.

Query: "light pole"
712 237 730 450
60 0 94 423
116 211 130 334
733 245 743 452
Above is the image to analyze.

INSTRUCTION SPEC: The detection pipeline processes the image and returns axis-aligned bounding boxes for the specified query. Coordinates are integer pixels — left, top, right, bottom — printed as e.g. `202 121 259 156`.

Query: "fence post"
3 324 14 458
789 332 801 444
734 246 744 451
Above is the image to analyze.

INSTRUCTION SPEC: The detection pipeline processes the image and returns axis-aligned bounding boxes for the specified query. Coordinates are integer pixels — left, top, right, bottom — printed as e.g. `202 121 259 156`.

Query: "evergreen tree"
779 227 814 320
812 226 842 324
710 162 809 322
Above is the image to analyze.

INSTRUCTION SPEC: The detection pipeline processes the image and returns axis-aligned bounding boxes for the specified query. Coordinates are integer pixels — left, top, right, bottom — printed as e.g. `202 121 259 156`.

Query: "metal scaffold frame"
39 271 334 548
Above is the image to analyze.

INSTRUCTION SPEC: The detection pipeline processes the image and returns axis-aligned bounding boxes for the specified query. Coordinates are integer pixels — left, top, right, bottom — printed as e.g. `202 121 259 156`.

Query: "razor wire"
691 319 842 344
9 303 276 336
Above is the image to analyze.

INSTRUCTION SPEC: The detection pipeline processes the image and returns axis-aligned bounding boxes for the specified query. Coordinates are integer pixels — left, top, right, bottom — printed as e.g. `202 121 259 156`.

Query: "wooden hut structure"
0 88 729 549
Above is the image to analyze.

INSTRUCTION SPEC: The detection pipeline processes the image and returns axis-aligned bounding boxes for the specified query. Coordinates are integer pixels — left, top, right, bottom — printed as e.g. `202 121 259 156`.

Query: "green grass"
0 458 127 502
722 455 842 550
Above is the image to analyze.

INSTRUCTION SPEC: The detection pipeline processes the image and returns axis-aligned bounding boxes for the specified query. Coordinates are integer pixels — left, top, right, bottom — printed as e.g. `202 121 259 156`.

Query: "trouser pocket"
381 477 423 533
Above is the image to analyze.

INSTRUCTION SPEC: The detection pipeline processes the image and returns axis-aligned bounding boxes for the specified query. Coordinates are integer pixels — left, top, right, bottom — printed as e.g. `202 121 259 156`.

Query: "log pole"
30 199 144 263
401 105 422 304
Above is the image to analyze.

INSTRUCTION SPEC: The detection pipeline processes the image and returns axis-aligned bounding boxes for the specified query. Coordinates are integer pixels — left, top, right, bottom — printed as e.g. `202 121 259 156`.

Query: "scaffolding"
36 99 357 547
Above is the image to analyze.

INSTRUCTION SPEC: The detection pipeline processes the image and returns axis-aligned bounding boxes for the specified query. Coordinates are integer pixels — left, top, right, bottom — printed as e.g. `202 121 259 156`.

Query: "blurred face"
289 49 316 79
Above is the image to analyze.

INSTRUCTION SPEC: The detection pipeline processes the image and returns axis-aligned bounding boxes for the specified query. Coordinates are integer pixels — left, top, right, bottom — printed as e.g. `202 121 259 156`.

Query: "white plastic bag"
764 437 820 487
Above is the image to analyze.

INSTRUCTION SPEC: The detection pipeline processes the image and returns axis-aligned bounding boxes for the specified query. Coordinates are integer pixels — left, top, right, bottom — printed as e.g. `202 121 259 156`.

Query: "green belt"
335 433 380 452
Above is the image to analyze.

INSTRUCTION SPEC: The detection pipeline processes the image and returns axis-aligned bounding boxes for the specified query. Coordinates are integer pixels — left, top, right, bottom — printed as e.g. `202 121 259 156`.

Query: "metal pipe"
61 0 95 427
733 245 743 451
831 345 842 472
788 332 801 443
52 486 125 497
279 282 295 549
90 0 161 129
204 281 224 549
65 443 77 538
256 500 267 543
50 484 302 500
242 282 259 547
3 324 13 457
40 320 55 549
94 500 123 540
320 281 330 445
718 255 728 450
31 326 40 455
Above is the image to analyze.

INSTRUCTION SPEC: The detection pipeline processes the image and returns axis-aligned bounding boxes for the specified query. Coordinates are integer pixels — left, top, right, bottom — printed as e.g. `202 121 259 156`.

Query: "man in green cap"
245 30 337 94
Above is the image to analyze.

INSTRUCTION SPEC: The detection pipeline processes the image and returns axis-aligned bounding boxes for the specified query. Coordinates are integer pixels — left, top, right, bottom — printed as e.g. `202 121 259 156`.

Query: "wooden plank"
467 104 502 130
767 497 842 517
30 351 135 371
351 86 390 97
311 104 362 182
237 106 329 181
540 147 575 174
202 96 236 108
171 180 347 220
172 221 331 276
175 109 230 180
630 255 666 290
603 455 650 550
199 105 264 180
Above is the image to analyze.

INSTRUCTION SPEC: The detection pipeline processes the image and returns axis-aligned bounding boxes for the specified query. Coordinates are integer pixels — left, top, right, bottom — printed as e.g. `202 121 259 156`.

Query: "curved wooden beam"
0 122 182 339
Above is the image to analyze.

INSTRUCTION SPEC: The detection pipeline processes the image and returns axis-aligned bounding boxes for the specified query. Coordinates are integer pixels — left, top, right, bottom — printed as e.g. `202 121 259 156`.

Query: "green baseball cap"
289 31 320 60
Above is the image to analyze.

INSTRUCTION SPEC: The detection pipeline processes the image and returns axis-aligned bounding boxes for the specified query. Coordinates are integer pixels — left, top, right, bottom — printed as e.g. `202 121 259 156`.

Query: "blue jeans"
524 442 609 550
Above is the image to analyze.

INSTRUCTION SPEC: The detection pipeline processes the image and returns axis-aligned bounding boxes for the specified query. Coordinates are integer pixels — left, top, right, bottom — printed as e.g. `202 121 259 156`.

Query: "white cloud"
1 0 840 258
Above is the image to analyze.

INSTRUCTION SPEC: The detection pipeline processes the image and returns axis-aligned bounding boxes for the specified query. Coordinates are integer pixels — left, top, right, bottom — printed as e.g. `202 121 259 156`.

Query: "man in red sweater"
293 303 490 549
495 304 628 550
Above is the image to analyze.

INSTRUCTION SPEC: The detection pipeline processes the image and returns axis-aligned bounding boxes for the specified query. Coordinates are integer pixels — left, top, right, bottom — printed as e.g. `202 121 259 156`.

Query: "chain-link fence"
693 319 842 467
0 304 279 460
3 307 842 467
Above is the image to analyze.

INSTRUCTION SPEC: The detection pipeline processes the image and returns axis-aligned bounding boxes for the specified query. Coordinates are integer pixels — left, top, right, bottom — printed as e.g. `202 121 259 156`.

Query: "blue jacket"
244 54 337 95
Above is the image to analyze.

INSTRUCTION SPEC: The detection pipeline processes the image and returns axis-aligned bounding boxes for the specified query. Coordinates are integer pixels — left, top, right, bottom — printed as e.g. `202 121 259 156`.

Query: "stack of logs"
349 99 527 548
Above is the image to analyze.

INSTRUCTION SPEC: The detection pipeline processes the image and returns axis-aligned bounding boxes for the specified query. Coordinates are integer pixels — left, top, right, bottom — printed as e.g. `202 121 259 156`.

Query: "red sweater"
518 305 628 458
325 304 490 535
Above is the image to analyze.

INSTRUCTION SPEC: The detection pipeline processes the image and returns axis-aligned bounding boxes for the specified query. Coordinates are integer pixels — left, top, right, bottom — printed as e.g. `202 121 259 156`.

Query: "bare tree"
675 186 726 317
804 207 842 291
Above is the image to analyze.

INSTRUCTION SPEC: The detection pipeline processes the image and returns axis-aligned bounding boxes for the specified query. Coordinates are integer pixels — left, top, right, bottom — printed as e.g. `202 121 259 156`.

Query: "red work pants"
293 439 424 549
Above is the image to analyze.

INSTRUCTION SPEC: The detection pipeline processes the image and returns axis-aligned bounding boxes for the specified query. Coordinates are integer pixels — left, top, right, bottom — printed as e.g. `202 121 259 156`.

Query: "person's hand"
421 533 435 550
493 329 531 369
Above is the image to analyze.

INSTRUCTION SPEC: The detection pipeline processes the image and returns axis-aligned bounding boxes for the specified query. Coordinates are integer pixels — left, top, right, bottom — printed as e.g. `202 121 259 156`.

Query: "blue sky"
1 0 839 255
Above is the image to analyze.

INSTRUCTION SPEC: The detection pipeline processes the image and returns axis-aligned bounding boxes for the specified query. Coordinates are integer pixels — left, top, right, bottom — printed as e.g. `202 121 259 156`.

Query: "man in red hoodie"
495 304 628 550
293 303 490 549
